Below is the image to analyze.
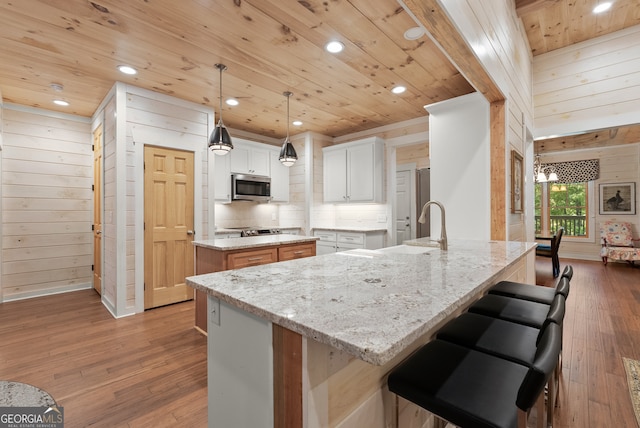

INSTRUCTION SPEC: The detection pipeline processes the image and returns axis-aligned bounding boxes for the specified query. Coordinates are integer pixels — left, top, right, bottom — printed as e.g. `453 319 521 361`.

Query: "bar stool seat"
436 293 565 366
468 294 551 328
488 276 570 305
388 323 562 428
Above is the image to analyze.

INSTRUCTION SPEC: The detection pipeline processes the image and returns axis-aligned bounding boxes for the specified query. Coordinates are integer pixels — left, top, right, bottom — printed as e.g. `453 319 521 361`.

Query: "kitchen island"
186 238 537 428
192 234 319 333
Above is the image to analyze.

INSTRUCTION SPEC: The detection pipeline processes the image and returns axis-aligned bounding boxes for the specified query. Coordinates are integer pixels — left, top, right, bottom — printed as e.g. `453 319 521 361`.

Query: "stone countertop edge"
312 227 388 233
193 235 319 251
187 240 537 366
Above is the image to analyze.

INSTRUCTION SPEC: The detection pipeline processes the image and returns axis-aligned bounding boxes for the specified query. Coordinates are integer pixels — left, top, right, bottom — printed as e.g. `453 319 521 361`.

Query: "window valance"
541 159 599 183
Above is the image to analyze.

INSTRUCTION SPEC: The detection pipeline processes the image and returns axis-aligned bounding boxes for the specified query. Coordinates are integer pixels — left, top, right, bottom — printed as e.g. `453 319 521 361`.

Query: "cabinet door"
347 143 375 202
250 148 271 176
227 248 278 269
230 145 251 174
214 153 231 202
316 242 337 255
323 148 347 202
269 150 290 202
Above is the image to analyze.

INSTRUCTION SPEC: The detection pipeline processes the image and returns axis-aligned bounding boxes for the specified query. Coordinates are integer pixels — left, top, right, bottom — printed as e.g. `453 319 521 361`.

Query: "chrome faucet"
418 200 448 250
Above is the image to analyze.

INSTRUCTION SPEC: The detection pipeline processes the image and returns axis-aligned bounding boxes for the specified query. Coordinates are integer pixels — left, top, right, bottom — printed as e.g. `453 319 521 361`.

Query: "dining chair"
536 227 564 277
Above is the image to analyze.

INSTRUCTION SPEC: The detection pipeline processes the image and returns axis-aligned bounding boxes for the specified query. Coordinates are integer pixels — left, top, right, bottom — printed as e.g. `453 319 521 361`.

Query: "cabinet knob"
187 230 195 235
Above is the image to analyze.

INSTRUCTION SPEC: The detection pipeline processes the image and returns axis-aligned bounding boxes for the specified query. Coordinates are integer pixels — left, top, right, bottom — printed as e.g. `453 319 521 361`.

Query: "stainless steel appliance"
231 174 271 202
416 168 430 238
240 228 281 237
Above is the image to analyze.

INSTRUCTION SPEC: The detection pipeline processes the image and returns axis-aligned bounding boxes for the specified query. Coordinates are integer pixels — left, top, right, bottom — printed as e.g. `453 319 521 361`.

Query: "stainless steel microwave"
231 174 271 202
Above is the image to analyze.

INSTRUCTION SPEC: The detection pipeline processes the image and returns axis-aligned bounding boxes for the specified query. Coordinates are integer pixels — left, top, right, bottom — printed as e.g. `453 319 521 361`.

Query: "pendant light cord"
286 93 290 140
215 63 227 125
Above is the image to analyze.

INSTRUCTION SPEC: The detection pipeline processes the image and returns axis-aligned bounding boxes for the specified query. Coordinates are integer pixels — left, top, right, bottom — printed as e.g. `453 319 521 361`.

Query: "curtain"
542 159 599 183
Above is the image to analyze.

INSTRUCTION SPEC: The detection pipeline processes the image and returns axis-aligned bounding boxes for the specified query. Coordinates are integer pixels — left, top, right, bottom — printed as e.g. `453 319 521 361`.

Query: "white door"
396 169 412 245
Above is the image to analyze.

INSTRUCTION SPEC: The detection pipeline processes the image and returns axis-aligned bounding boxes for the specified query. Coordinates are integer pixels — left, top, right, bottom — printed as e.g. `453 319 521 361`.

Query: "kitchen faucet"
418 200 448 250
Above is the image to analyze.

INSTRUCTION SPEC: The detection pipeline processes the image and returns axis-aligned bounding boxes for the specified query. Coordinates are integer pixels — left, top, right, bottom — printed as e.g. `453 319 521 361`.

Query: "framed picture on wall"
599 182 636 215
511 150 523 213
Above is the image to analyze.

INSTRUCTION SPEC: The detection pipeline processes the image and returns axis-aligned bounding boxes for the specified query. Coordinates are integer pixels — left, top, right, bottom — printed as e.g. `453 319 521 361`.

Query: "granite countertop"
186 238 536 365
193 234 319 251
312 226 387 233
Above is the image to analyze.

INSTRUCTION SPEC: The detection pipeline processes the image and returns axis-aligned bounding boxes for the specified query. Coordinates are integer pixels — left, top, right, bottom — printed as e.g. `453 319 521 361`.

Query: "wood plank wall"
534 25 640 138
123 90 211 311
1 108 92 301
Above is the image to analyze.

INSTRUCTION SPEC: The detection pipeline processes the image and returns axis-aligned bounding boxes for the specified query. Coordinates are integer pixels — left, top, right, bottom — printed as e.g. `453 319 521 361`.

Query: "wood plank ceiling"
0 0 638 140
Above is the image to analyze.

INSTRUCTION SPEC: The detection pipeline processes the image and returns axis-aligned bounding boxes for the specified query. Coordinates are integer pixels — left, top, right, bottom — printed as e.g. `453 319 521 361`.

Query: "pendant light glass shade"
279 91 297 167
208 63 233 155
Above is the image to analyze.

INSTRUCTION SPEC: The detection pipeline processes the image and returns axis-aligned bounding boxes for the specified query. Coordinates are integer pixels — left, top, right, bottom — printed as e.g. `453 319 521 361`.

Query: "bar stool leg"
433 415 447 428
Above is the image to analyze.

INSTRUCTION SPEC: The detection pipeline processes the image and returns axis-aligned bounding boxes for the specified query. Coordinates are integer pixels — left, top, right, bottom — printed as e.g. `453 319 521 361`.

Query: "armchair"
600 220 640 266
536 227 564 277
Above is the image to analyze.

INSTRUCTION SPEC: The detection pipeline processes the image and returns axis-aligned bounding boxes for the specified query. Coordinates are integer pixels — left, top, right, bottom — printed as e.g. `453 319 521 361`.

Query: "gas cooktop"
227 227 282 237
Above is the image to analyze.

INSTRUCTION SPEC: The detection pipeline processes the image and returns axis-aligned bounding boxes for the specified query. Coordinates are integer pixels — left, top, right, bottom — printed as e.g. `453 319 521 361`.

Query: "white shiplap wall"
534 25 640 139
1 107 92 301
94 83 212 316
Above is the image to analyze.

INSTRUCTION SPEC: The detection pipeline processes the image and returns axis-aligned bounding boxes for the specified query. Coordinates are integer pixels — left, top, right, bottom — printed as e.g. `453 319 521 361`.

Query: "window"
535 182 590 238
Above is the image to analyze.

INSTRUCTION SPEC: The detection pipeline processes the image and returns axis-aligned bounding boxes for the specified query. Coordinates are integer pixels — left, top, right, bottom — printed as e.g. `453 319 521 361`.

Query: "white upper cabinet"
230 140 270 176
269 149 290 203
323 137 384 203
213 153 231 202
323 148 348 202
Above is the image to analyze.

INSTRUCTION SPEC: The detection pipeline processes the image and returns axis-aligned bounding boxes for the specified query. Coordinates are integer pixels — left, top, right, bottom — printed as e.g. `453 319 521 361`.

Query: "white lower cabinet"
313 229 385 254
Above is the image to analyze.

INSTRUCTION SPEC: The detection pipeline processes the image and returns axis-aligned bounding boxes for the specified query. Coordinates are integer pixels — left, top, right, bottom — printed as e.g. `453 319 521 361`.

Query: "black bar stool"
388 323 562 428
435 294 565 427
488 275 570 305
468 293 552 329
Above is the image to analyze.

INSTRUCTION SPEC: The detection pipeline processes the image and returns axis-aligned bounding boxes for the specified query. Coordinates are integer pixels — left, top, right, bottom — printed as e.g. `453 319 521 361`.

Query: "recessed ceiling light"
325 41 344 53
50 83 64 92
292 120 303 126
118 65 137 75
593 2 612 13
225 98 239 106
53 100 69 106
404 27 425 40
391 86 406 94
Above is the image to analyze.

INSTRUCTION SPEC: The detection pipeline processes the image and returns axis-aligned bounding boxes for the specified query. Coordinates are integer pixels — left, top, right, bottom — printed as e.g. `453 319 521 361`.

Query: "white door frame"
396 163 417 245
385 131 429 247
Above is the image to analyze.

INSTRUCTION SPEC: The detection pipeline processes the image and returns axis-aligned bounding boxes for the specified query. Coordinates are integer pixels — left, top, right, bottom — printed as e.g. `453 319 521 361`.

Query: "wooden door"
93 125 103 295
144 146 195 309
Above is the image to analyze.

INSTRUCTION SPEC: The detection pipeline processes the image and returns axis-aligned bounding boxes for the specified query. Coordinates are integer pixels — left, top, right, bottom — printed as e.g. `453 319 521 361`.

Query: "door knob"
187 230 195 235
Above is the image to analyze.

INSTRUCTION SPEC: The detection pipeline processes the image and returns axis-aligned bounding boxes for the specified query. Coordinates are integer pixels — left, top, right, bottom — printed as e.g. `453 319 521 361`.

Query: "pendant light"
534 154 547 183
279 91 298 166
208 63 233 155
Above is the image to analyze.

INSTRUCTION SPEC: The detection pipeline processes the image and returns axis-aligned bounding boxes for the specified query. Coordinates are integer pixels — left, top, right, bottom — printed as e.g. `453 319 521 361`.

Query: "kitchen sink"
375 244 439 255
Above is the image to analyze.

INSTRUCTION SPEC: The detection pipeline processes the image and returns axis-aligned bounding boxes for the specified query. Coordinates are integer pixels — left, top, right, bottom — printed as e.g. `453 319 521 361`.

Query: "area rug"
623 357 640 427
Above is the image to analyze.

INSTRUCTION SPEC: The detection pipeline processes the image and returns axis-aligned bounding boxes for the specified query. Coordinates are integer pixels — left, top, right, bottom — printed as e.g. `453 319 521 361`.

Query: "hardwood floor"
0 258 638 427
0 291 207 427
535 257 640 428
